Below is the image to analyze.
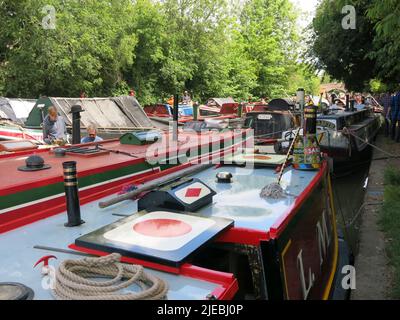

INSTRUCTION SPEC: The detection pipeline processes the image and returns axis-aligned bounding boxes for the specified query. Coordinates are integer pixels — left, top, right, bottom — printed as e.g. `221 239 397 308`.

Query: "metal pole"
70 105 82 145
172 94 179 142
193 103 199 121
63 161 84 227
237 104 243 118
297 88 305 127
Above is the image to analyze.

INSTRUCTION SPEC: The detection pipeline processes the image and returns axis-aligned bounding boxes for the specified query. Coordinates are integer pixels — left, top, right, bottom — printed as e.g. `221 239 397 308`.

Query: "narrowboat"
8 96 154 143
0 98 41 142
0 136 351 300
0 128 248 234
244 99 301 154
143 104 194 126
199 98 253 118
316 107 382 167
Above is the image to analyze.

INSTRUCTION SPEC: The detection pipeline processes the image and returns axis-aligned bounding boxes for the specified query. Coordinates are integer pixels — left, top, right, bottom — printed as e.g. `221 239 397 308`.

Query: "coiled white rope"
53 253 168 300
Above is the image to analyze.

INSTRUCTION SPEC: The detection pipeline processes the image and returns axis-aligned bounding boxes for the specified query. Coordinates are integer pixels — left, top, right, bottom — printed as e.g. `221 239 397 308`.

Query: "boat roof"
0 98 36 123
0 195 221 300
25 96 153 129
317 108 377 130
207 98 236 107
0 130 241 196
318 108 370 120
190 165 318 233
0 156 321 299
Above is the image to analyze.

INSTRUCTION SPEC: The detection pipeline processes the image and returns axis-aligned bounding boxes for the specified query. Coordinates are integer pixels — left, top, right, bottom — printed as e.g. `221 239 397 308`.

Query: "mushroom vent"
0 283 34 300
216 172 233 184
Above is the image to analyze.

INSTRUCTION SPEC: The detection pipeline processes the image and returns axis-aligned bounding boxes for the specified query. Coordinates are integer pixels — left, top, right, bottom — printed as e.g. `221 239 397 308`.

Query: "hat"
18 155 51 172
69 105 85 114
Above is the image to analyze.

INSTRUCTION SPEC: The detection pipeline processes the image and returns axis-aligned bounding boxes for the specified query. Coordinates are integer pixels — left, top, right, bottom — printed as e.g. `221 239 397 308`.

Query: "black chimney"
172 94 179 142
70 105 84 145
350 99 355 112
63 161 84 227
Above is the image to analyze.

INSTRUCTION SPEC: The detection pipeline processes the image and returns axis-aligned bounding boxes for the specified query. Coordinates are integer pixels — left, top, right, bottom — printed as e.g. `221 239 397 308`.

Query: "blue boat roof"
0 194 218 300
0 162 319 299
194 166 317 232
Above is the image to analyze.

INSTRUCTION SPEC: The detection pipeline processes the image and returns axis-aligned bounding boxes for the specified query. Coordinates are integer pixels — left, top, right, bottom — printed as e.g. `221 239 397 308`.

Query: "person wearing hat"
43 106 67 145
81 124 103 143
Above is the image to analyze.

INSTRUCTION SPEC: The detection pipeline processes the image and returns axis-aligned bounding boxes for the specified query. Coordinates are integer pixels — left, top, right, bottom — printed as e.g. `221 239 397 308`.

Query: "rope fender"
53 253 168 300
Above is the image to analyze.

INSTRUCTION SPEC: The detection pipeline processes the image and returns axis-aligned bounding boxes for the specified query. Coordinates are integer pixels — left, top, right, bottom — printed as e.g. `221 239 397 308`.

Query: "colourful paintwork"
0 129 248 233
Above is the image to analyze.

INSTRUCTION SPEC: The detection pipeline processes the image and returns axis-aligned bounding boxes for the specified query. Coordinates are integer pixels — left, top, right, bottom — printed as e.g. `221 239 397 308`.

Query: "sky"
290 0 320 29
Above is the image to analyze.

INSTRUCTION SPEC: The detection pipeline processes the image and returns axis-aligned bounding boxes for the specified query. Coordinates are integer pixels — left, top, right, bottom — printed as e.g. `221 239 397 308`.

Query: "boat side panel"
271 173 337 300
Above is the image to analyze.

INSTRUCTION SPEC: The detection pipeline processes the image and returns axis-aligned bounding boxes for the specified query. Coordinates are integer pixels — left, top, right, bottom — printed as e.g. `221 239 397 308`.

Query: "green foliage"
0 0 313 103
367 0 400 84
381 167 400 298
311 0 400 91
0 0 137 98
310 0 376 92
369 79 388 94
240 0 299 98
384 167 400 186
287 66 321 96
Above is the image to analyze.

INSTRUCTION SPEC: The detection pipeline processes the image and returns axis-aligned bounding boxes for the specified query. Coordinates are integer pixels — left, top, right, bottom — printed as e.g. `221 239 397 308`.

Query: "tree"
0 0 137 98
309 0 376 92
239 0 298 98
367 0 400 84
0 0 311 103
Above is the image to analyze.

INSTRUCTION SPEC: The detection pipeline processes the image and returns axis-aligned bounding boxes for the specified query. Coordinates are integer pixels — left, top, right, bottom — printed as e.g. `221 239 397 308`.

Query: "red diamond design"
185 188 202 198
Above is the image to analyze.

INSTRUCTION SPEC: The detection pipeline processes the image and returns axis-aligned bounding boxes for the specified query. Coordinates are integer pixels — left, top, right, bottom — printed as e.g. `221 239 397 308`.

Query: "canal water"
331 148 373 255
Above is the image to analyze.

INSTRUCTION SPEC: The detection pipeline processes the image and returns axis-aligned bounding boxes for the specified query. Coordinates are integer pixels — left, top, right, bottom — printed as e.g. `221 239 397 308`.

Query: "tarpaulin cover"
25 96 153 129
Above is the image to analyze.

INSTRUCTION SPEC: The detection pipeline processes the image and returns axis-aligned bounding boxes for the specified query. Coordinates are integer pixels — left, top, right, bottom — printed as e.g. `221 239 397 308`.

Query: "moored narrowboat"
317 108 382 167
0 128 249 234
0 146 351 300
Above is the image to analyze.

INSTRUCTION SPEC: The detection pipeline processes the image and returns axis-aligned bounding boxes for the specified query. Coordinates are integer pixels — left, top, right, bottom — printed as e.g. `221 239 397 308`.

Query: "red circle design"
133 219 193 238
243 155 272 160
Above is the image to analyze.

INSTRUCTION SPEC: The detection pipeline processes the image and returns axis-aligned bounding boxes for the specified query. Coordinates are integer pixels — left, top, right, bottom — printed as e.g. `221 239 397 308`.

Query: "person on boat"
167 96 174 106
43 106 67 145
330 98 346 111
182 91 192 105
81 124 104 143
354 93 366 110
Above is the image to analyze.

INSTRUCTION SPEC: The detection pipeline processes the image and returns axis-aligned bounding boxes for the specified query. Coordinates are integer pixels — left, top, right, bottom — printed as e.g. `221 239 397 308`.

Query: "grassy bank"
380 167 400 298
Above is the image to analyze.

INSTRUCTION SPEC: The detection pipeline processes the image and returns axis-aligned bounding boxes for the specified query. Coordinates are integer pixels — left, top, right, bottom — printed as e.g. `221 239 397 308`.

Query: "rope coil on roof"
53 253 168 300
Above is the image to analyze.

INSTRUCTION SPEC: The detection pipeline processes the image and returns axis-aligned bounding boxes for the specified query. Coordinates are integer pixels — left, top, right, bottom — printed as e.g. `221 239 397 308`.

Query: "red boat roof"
0 130 244 196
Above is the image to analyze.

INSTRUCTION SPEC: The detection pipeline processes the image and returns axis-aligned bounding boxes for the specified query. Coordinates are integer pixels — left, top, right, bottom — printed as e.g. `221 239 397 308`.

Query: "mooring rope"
53 253 168 300
342 128 397 159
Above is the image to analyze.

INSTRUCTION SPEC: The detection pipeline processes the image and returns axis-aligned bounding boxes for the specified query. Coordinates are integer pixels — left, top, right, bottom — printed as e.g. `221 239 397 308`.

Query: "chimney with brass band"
63 161 84 227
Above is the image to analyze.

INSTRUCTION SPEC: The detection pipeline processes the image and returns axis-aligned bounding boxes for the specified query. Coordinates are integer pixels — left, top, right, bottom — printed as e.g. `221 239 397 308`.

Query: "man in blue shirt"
81 124 103 144
354 94 366 111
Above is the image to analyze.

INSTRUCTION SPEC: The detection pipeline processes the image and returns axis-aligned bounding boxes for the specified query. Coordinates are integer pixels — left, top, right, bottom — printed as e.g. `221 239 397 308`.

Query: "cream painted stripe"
0 167 160 215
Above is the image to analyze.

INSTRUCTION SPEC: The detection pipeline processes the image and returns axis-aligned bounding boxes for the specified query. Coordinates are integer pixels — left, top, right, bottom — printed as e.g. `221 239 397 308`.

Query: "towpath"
352 134 399 299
